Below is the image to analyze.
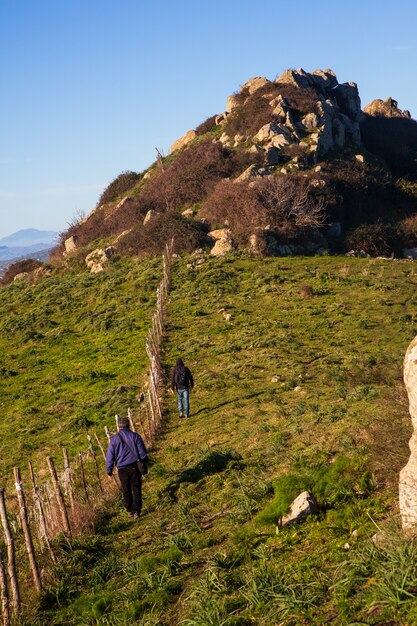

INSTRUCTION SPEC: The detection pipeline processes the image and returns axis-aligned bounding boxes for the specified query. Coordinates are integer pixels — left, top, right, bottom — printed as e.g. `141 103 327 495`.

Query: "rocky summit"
4 67 417 285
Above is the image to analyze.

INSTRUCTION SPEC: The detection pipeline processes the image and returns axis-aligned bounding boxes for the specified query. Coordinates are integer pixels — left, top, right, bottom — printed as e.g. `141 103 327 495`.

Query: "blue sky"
1 0 417 239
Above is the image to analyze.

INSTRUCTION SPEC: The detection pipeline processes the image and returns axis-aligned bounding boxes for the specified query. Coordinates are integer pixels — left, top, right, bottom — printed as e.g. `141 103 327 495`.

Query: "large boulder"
208 229 234 257
333 82 361 121
85 246 115 274
310 69 338 92
254 122 292 144
276 68 313 89
364 97 411 119
248 227 280 256
242 76 270 95
170 129 197 154
281 491 319 527
64 235 78 255
400 336 417 530
226 94 241 113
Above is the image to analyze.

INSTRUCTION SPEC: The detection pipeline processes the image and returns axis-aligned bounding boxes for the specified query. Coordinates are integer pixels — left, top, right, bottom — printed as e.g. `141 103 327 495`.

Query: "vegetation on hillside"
3 254 417 624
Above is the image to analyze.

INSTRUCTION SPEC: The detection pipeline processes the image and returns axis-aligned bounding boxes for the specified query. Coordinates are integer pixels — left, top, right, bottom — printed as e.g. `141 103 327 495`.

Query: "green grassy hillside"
2 255 417 625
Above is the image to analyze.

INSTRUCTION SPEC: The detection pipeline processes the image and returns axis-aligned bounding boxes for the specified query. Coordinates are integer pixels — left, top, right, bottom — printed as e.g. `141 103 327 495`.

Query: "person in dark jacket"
171 358 194 418
106 416 148 518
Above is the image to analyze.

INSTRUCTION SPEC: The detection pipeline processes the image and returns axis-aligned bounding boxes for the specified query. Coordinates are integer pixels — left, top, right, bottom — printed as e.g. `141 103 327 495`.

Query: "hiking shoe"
179 414 184 418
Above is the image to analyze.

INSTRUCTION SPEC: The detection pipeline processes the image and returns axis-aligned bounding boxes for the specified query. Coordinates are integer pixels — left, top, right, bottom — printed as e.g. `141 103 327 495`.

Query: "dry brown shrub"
195 114 217 136
254 175 326 237
131 138 242 215
99 170 142 205
0 258 43 286
118 212 207 256
201 180 266 243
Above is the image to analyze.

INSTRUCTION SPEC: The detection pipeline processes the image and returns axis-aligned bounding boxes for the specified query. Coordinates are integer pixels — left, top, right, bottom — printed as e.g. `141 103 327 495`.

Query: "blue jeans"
177 388 189 417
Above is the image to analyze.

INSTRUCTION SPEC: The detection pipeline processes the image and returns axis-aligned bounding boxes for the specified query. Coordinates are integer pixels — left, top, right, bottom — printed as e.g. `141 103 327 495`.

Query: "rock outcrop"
400 336 417 531
219 67 362 168
85 246 115 273
364 97 411 119
170 129 197 154
208 228 234 257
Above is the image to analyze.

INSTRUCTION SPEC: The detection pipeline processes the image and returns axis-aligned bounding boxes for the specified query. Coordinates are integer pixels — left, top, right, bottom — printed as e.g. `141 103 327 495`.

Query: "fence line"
0 240 176 625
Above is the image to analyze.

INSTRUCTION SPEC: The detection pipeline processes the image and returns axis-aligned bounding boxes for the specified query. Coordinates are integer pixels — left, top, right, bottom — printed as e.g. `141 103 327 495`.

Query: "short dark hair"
117 416 130 429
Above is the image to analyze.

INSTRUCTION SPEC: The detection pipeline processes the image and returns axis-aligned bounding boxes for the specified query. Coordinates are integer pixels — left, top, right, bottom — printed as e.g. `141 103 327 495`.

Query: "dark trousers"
118 463 142 515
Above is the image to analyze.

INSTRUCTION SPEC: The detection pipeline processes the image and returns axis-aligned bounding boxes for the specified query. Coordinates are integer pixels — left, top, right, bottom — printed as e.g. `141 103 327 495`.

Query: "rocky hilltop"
5 67 417 283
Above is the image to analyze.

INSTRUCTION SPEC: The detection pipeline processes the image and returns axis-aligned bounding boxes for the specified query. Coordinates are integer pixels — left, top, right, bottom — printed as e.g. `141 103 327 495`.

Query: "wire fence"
0 238 175 625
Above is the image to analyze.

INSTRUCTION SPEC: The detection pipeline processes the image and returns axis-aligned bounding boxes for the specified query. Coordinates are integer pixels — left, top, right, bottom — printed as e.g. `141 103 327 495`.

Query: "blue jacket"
106 428 148 475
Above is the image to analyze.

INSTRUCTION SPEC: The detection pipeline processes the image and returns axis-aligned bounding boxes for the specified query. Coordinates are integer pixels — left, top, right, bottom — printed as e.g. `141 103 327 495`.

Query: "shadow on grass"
191 390 266 416
165 449 243 500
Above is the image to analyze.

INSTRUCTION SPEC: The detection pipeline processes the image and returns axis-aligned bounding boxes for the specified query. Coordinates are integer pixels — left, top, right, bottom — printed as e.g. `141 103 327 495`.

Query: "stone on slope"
281 491 318 527
400 335 417 530
170 129 197 154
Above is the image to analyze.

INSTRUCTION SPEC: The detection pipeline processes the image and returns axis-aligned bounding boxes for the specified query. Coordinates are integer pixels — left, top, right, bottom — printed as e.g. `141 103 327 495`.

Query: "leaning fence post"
0 488 19 614
0 542 9 626
46 457 72 538
13 467 42 592
94 433 106 462
28 462 56 564
62 448 76 514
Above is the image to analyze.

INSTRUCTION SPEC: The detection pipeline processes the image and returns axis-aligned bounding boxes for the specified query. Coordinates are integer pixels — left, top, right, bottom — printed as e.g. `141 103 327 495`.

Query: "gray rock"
170 129 197 154
332 118 345 147
242 76 270 95
334 82 362 121
276 68 312 89
311 69 338 92
226 94 241 113
85 246 115 274
400 336 417 530
64 236 78 255
281 491 318 527
301 112 319 130
143 209 158 225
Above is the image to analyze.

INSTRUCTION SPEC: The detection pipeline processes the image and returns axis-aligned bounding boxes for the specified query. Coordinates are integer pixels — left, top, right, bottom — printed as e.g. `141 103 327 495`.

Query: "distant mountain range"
0 228 58 262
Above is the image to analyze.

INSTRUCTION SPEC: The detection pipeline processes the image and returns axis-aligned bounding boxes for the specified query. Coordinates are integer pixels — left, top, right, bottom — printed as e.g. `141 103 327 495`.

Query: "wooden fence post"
78 452 90 505
13 468 42 592
0 488 19 614
28 462 56 564
0 545 9 626
46 457 71 538
87 436 104 494
94 433 106 462
62 448 76 514
127 407 136 432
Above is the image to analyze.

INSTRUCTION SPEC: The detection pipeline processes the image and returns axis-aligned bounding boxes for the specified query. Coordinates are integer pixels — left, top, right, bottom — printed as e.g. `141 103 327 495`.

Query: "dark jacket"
171 362 194 391
106 428 148 476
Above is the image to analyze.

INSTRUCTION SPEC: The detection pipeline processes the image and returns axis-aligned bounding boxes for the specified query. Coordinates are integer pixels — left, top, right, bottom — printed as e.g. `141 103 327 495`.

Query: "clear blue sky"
1 0 416 239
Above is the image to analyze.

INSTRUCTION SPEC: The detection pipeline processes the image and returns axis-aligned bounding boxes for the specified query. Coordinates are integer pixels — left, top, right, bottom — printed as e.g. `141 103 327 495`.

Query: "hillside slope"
9 254 417 625
47 67 417 267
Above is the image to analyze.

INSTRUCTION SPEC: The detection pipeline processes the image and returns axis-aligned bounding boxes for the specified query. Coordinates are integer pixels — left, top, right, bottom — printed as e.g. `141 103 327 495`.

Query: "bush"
195 114 217 136
346 222 404 256
202 175 326 245
201 180 265 243
0 259 43 286
118 212 208 256
98 171 142 205
130 138 253 216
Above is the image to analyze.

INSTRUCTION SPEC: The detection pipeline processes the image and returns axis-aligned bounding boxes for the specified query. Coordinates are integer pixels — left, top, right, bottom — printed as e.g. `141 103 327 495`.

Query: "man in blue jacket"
106 416 148 518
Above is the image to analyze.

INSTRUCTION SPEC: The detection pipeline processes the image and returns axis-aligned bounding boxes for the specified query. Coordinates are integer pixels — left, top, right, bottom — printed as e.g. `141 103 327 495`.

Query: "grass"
2 253 417 624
